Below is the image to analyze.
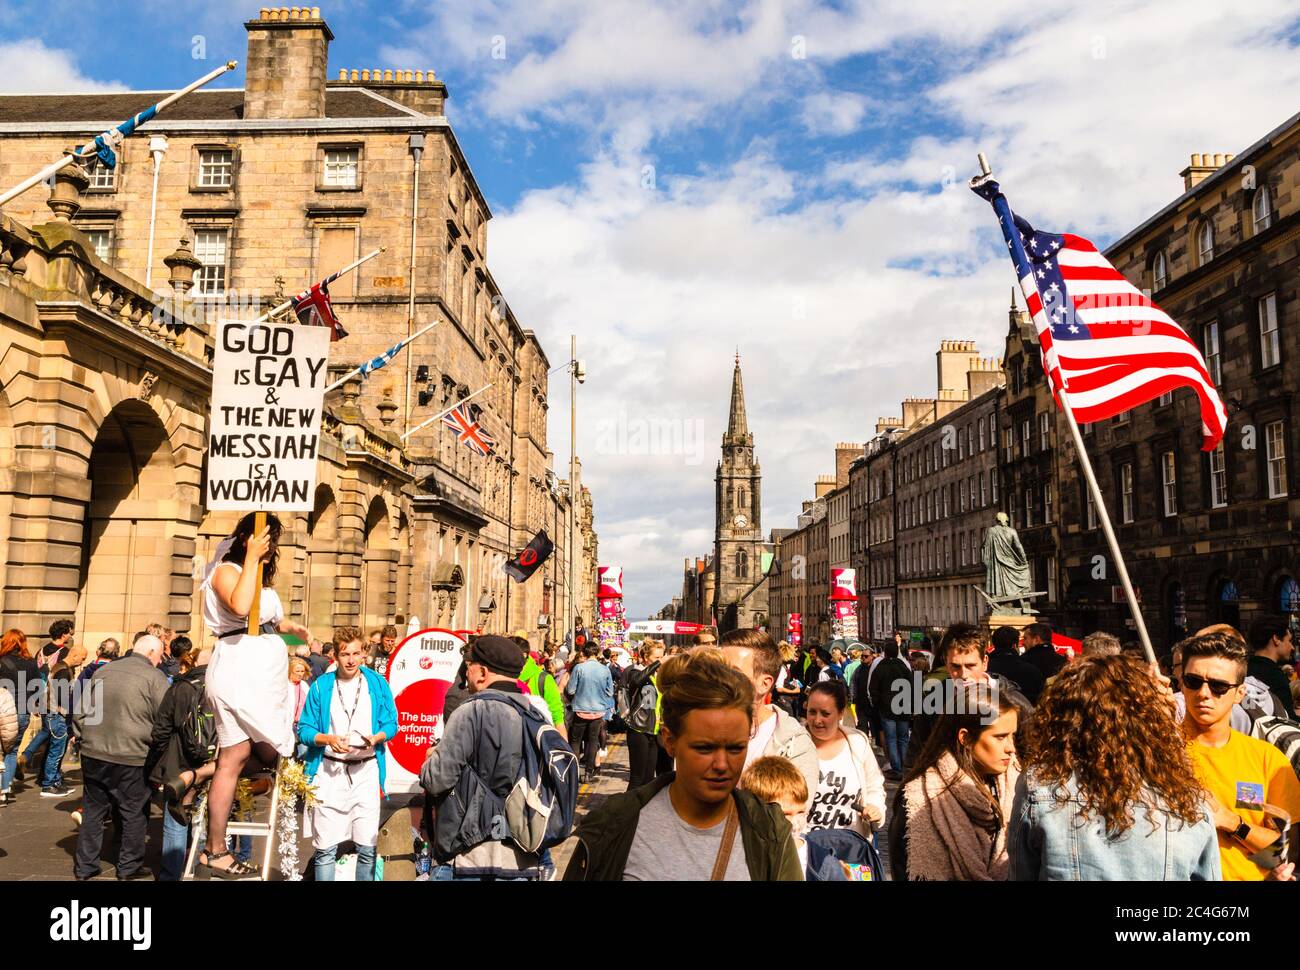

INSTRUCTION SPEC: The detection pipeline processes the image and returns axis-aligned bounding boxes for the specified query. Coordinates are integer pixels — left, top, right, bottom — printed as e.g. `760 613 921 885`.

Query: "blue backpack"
445 692 579 858
804 828 886 881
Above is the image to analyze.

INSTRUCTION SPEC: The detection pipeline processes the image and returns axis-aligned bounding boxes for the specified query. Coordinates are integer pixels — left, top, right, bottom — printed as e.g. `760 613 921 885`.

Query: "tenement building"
0 7 596 646
1049 112 1300 649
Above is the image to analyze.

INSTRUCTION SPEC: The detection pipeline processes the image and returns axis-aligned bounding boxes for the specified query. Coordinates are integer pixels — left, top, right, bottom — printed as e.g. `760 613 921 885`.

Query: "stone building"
0 7 596 645
1047 112 1300 649
861 423 902 642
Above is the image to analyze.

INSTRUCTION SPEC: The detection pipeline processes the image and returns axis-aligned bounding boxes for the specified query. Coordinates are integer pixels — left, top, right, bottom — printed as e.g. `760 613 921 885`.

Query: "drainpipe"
145 135 167 288
404 133 425 439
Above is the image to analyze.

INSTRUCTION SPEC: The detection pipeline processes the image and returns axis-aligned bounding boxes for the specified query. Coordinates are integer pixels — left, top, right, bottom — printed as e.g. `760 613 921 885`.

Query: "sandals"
197 849 260 880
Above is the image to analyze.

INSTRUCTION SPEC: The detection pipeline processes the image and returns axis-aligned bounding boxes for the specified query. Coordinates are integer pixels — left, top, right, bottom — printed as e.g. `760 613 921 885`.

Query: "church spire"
726 352 749 442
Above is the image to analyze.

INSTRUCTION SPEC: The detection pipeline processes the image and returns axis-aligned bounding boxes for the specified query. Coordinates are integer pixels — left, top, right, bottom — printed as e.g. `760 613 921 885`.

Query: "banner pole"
399 382 493 441
250 247 386 324
323 320 439 393
246 510 267 635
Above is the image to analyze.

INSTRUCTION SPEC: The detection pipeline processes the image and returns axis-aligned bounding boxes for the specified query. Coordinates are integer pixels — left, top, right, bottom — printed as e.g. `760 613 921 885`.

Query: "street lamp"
145 135 167 288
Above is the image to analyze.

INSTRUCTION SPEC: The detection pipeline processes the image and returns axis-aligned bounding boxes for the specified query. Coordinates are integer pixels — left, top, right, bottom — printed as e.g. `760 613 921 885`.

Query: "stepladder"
182 768 282 881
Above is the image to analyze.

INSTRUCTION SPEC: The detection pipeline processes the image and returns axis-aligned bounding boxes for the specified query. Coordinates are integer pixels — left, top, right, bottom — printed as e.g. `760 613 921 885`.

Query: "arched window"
738 486 747 511
1253 185 1273 234
1197 221 1214 265
1152 250 1168 291
1216 578 1240 629
736 549 749 579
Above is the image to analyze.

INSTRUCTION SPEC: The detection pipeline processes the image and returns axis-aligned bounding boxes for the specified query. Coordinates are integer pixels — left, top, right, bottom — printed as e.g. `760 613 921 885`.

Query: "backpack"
803 828 886 882
1248 714 1300 779
178 677 218 767
445 692 579 858
625 673 659 734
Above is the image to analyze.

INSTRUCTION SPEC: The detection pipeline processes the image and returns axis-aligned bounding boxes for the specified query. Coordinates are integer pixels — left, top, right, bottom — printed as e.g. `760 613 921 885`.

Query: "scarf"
903 751 1018 881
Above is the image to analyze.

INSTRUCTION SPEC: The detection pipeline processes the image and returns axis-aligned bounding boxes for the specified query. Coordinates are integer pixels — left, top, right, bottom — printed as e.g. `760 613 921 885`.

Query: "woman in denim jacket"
1009 654 1220 880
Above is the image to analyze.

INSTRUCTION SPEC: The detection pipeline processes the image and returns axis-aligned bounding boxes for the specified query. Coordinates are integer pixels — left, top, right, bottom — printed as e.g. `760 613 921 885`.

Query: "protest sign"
207 319 330 511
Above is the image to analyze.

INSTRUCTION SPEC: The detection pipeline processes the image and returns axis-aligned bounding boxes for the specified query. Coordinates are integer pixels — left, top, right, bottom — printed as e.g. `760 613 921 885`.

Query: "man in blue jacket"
297 627 399 882
565 643 614 782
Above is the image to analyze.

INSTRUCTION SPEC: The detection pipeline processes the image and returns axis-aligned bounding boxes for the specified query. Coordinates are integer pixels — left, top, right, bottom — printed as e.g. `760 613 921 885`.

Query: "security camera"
575 360 587 384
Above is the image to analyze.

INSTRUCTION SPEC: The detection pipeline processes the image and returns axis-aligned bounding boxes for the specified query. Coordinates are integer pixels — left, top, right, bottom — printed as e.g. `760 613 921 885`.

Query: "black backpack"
177 675 218 767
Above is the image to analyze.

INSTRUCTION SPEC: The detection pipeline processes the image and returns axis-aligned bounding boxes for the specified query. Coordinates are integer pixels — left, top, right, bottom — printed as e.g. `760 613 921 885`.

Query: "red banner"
829 568 857 602
787 613 802 647
832 600 856 620
597 565 623 599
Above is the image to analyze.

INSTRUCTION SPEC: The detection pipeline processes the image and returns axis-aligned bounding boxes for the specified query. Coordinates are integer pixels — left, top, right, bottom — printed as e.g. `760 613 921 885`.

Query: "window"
1038 412 1050 451
1259 293 1280 369
1158 390 1173 406
1047 557 1057 604
192 229 228 295
1265 421 1287 499
979 472 986 506
1120 463 1134 523
323 147 360 187
1152 250 1168 291
1253 186 1273 234
198 149 234 188
1044 483 1053 524
86 160 116 191
1024 487 1034 527
1209 441 1227 508
1004 428 1014 463
83 229 112 261
1204 321 1222 385
1197 221 1214 264
958 429 966 460
1085 486 1098 529
978 421 986 452
1162 451 1177 516
959 478 968 512
991 472 999 504
1021 419 1031 457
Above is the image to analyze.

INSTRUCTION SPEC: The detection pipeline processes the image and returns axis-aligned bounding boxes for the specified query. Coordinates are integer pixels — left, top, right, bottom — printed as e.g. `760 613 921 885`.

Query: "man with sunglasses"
1180 631 1300 881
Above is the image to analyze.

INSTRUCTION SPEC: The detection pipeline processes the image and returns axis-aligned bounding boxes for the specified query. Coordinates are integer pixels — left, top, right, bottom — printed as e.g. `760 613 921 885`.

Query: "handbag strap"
709 799 740 881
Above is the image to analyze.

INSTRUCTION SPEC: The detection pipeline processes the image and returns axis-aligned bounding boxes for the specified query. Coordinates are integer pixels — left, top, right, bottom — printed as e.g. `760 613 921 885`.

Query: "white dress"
309 675 381 850
203 561 293 756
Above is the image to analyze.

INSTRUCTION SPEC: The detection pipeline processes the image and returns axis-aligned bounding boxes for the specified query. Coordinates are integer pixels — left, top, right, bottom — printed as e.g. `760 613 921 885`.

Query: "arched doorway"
360 496 393 630
77 400 178 648
1213 577 1240 630
305 484 337 634
1276 574 1299 637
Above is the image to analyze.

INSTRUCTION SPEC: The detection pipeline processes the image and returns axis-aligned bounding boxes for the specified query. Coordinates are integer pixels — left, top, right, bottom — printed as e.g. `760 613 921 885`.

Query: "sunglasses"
1181 672 1242 697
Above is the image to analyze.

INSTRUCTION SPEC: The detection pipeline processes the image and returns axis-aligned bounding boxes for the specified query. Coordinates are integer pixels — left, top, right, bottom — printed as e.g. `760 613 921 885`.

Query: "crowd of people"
1 511 1298 883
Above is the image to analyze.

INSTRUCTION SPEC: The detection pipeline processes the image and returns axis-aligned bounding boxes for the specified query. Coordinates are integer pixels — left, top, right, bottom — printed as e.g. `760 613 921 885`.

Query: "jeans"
430 865 533 882
40 712 70 789
75 757 149 879
314 843 376 881
159 805 189 882
21 715 49 767
625 730 659 790
2 711 29 791
881 717 911 774
569 717 603 774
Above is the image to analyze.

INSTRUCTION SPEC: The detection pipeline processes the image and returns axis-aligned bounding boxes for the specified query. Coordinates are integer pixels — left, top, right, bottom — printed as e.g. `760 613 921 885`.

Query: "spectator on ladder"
197 513 313 879
72 634 169 880
297 627 398 881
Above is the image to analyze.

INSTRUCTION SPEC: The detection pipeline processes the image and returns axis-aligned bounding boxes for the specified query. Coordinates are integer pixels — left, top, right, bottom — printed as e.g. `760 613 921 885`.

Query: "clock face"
733 514 748 528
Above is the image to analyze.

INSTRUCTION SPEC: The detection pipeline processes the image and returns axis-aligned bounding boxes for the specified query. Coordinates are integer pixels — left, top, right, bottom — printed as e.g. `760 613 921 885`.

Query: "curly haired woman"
1009 653 1220 880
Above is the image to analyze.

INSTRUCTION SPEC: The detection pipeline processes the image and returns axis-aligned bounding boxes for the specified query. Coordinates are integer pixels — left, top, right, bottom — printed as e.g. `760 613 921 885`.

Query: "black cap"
468 635 526 678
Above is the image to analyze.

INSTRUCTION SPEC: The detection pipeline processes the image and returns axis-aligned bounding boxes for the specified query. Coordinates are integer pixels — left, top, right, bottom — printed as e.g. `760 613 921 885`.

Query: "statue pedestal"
981 613 1036 643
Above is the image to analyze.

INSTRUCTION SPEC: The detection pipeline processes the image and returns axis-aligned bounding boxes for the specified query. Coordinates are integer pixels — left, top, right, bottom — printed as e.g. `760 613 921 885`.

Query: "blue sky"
4 0 1300 618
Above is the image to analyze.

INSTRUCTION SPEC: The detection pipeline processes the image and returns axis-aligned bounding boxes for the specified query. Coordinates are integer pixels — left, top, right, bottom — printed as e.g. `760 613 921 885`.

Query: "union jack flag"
972 178 1227 451
442 402 495 457
291 278 347 342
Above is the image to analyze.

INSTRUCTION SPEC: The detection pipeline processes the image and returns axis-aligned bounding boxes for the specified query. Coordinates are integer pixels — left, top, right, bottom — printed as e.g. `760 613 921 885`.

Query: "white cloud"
799 90 874 135
0 39 125 92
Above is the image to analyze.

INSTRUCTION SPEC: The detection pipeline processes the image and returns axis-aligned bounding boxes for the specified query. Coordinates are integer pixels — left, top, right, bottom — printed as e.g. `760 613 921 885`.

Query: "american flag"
291 278 348 342
974 179 1227 451
442 402 495 457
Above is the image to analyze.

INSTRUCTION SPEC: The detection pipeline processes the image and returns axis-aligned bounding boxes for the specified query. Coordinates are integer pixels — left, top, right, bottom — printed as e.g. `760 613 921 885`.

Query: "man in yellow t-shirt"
1180 630 1300 881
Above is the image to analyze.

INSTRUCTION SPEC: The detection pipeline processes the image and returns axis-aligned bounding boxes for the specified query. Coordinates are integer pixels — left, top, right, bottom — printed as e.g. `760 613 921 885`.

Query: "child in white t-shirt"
740 756 810 874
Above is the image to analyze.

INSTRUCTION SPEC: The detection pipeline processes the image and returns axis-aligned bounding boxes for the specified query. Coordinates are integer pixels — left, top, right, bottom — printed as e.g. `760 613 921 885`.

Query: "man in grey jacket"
72 634 169 880
721 630 820 809
420 635 547 881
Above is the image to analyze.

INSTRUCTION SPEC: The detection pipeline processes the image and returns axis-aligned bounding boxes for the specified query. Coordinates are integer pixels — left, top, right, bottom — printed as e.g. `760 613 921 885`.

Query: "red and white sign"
832 600 856 620
383 627 466 795
830 568 857 602
787 613 802 647
597 565 624 599
598 597 621 619
625 620 709 635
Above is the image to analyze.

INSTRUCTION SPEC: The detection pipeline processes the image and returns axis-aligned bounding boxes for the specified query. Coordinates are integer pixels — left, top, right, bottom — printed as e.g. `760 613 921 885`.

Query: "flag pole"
323 320 440 393
250 247 386 324
971 151 1156 665
400 383 493 442
0 60 238 208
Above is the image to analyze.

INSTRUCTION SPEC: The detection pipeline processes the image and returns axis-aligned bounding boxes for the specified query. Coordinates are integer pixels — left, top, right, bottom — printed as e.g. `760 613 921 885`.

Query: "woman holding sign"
198 513 312 879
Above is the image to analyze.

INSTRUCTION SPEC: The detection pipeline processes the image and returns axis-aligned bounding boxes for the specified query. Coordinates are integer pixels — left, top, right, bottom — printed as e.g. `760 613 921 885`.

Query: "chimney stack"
834 442 865 488
244 6 333 120
1180 151 1236 192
